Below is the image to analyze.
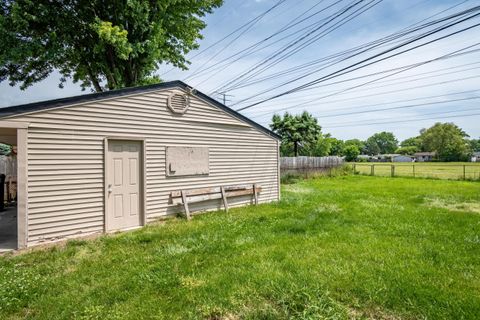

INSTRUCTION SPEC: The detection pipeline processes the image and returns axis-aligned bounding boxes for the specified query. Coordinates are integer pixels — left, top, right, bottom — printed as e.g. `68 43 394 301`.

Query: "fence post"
412 164 415 178
353 163 356 174
463 165 466 180
391 165 395 177
371 165 375 176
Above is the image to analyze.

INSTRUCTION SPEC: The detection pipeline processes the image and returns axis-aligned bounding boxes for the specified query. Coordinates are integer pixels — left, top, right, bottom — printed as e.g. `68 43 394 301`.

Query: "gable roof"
0 80 280 140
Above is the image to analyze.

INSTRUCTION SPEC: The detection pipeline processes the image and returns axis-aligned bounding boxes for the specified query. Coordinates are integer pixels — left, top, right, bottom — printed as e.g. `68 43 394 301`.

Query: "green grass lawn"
353 162 480 180
1 176 479 319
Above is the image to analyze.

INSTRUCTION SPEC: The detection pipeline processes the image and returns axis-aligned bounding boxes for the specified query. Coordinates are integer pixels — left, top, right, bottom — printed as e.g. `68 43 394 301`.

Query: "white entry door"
107 140 142 231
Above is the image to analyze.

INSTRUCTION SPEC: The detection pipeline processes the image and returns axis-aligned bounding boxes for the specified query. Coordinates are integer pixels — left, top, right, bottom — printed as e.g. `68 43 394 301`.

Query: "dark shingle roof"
0 80 280 140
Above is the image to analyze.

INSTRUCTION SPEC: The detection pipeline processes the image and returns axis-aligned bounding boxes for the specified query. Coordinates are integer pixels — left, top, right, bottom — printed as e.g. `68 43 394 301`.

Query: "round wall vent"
167 93 190 114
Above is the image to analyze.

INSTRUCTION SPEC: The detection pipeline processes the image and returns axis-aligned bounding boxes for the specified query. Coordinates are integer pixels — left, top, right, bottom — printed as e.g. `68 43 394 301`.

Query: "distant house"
358 154 412 162
414 152 436 162
392 155 414 162
357 154 371 162
471 152 480 162
382 154 414 162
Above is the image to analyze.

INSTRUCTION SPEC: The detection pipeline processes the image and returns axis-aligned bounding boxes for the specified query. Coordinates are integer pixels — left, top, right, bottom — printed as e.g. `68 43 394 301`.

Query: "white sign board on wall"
166 146 209 177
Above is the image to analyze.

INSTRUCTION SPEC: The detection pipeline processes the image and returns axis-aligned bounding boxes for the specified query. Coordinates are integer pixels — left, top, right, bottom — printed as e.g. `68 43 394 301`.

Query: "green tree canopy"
343 144 360 162
469 138 480 152
271 111 322 157
306 134 329 157
0 0 222 91
395 146 418 155
344 139 365 154
400 136 423 149
328 137 345 156
364 132 398 155
419 122 470 161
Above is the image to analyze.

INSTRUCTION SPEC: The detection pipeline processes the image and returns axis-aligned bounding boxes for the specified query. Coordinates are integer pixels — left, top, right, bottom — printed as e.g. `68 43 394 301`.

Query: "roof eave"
0 80 281 141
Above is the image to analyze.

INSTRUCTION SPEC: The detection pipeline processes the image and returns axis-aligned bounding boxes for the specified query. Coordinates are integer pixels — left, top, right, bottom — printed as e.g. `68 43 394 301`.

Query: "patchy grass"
424 197 480 214
1 176 479 319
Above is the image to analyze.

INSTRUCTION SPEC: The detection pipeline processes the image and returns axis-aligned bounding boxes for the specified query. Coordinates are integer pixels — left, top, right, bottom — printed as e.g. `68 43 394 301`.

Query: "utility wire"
236 8 480 110
245 53 480 108
236 11 480 107
222 0 473 94
215 0 376 93
254 88 480 118
269 42 480 112
315 96 480 118
323 108 480 128
183 0 288 81
217 0 384 92
161 0 288 77
185 0 345 83
252 73 480 118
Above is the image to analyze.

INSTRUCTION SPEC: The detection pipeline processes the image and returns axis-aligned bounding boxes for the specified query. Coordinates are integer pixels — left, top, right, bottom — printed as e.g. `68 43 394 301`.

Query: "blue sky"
1 0 479 141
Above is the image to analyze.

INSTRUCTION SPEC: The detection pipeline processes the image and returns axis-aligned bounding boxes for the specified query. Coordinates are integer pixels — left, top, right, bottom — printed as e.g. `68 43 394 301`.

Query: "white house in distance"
472 152 480 162
0 81 281 251
414 152 436 162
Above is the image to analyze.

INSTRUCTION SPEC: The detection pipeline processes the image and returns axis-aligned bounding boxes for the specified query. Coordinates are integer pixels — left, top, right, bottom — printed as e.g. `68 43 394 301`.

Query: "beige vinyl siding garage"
3 83 279 246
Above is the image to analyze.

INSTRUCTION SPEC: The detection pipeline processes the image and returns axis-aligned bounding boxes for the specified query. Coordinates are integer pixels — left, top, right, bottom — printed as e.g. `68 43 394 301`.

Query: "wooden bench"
170 184 262 220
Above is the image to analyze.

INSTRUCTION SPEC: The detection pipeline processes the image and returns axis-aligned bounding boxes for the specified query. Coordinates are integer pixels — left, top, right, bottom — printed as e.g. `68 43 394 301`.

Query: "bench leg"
220 187 229 212
181 190 191 220
253 183 258 205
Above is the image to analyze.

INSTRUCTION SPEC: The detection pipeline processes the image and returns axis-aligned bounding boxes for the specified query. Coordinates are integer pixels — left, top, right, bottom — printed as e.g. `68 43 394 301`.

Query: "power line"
185 0 346 83
244 52 480 110
235 8 480 110
224 2 476 95
309 89 480 115
188 0 337 81
161 0 288 77
217 0 385 92
251 43 480 114
220 0 469 91
238 18 480 110
259 89 480 117
183 0 289 81
215 0 381 93
251 73 480 119
323 108 480 128
315 96 480 118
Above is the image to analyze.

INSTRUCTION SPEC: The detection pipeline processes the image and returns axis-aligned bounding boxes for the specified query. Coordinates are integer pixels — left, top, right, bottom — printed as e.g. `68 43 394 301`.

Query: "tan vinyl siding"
8 87 279 246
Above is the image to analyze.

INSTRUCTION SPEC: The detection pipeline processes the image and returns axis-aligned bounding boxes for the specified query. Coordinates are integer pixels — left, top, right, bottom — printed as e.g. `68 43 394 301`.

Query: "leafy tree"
364 138 380 155
400 136 423 149
343 144 360 162
271 112 322 157
302 134 331 157
279 141 295 157
328 138 345 156
419 122 470 161
365 132 398 155
395 146 418 155
469 139 480 152
0 0 222 91
344 139 365 153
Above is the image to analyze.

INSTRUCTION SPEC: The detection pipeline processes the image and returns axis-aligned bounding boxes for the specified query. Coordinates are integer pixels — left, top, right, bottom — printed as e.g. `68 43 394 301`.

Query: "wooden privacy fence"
281 156 344 171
